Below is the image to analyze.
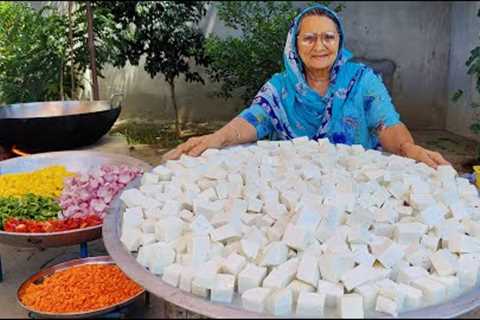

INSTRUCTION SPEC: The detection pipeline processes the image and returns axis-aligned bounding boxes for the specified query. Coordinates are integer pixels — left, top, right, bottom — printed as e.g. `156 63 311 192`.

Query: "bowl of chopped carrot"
17 256 145 318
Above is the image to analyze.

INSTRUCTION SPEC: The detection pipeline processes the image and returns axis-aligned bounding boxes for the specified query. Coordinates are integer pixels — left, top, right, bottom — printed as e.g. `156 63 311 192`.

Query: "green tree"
204 1 344 106
0 2 120 104
95 1 210 138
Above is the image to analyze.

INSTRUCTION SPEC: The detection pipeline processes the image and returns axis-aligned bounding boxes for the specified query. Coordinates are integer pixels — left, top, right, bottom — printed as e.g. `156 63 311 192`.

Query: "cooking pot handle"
110 93 124 109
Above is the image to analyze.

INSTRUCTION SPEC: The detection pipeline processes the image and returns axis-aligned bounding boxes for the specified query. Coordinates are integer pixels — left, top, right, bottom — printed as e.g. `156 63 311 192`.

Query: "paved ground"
0 130 479 318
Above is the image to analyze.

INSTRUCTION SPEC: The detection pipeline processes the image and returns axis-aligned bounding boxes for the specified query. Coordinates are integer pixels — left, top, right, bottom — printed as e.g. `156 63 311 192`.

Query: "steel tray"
16 255 145 318
102 148 480 319
0 150 152 248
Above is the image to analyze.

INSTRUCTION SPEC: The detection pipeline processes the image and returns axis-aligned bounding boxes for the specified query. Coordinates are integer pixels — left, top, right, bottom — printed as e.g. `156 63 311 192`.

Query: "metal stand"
80 242 89 258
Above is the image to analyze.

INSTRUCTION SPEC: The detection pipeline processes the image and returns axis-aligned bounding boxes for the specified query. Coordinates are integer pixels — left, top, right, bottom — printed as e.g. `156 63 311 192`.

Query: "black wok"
0 95 122 152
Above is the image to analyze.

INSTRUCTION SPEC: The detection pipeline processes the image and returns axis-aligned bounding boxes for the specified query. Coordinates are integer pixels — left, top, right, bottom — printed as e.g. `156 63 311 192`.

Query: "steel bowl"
0 150 152 248
17 256 145 318
0 96 122 152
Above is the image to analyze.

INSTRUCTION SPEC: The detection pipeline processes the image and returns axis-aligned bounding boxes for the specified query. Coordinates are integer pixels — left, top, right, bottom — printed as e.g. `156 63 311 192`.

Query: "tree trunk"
86 1 99 100
169 80 181 138
60 58 64 100
68 1 75 99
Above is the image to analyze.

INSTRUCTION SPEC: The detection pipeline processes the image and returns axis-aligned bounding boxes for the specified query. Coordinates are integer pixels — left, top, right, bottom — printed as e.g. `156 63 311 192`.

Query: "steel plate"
0 150 152 248
103 145 480 319
16 256 145 318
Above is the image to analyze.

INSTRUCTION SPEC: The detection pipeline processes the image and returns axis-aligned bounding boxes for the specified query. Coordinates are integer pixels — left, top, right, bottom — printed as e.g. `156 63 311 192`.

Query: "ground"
0 123 479 318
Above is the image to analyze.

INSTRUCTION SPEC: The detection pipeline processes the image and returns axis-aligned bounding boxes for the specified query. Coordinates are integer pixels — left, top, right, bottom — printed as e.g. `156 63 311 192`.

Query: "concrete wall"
335 1 451 130
447 1 480 142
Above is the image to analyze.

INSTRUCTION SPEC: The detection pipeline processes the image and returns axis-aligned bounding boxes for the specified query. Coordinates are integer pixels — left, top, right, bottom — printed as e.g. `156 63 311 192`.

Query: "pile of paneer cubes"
120 137 480 318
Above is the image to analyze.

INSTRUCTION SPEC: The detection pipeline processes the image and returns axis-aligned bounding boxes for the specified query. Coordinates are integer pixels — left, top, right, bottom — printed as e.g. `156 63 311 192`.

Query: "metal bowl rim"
16 255 145 318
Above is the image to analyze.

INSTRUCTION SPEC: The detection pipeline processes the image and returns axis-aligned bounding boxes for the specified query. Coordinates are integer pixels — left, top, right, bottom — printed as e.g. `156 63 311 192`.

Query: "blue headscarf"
249 4 368 142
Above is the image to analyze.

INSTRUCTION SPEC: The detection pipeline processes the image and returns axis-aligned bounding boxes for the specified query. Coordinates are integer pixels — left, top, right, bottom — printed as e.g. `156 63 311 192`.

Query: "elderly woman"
163 4 449 168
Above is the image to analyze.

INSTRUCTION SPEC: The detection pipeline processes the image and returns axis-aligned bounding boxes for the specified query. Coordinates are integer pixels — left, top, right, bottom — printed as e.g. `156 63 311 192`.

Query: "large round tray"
103 165 480 318
0 151 152 248
17 255 145 318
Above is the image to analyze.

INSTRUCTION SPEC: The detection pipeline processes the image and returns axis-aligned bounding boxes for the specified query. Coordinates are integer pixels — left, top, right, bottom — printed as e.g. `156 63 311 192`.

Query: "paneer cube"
340 294 364 318
296 292 326 317
317 280 344 308
266 288 293 316
211 274 236 304
238 263 268 294
242 287 272 313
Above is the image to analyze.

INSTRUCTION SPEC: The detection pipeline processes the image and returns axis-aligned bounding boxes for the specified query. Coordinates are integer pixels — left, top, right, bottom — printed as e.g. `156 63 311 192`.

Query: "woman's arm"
162 117 257 161
378 123 450 168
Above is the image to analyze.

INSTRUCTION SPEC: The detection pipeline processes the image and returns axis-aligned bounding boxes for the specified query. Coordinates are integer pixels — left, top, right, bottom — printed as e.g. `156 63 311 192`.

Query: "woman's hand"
162 132 226 161
400 142 451 169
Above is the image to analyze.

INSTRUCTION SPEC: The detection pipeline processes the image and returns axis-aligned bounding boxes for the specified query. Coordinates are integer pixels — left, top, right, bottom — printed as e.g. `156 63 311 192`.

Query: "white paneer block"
136 242 156 267
211 223 241 242
162 263 183 287
120 189 147 208
120 228 143 252
259 241 288 267
152 165 173 180
449 233 480 253
340 294 364 318
141 233 156 246
421 234 440 252
263 258 299 289
318 253 355 283
411 277 446 306
193 259 222 289
283 223 313 251
296 292 326 317
397 283 423 311
376 241 405 269
190 214 214 236
266 288 293 316
405 247 432 270
352 245 376 267
430 249 458 276
396 266 429 285
354 284 379 312
296 253 319 287
141 172 159 185
394 223 428 245
341 265 390 291
222 252 246 275
238 263 268 294
240 238 261 261
123 207 144 228
376 295 398 317
420 204 447 227
429 274 461 299
191 235 210 264
211 274 236 304
141 218 156 234
149 244 176 275
457 255 480 289
191 278 210 298
317 280 344 308
242 287 272 313
287 280 315 301
154 216 184 242
179 267 195 293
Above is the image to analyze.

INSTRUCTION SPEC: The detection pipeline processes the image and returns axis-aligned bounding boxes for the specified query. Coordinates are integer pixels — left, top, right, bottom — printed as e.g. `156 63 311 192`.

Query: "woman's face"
296 15 340 73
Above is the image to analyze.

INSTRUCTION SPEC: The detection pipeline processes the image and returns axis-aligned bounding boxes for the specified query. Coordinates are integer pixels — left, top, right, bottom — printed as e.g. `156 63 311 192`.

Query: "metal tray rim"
16 255 145 318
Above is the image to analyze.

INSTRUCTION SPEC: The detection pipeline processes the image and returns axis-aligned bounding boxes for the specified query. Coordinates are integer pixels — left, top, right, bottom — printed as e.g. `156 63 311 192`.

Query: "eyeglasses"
297 31 339 47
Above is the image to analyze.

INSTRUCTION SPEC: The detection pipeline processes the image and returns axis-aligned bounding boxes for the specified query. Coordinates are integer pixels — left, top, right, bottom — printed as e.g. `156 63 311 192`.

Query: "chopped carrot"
19 264 143 313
